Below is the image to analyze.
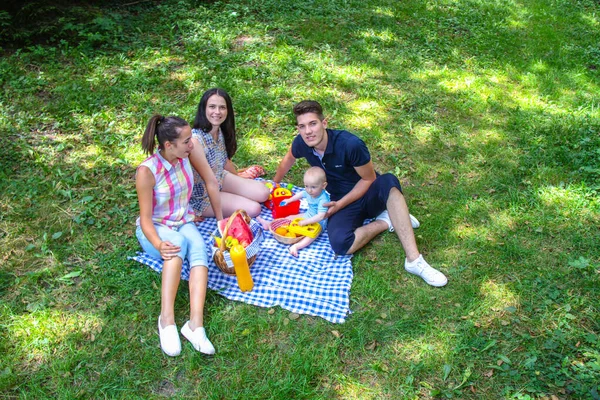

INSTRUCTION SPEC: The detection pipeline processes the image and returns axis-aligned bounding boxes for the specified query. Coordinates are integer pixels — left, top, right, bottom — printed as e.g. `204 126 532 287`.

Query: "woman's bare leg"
202 192 264 217
222 173 270 203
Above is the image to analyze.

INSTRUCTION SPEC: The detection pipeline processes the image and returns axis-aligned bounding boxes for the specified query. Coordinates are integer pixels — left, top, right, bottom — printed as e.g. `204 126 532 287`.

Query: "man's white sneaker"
409 214 420 229
404 255 448 287
158 315 181 357
375 210 420 232
181 322 215 355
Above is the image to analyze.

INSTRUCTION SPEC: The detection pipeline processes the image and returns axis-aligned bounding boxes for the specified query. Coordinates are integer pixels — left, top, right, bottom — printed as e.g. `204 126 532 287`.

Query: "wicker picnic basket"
212 209 264 276
269 218 303 245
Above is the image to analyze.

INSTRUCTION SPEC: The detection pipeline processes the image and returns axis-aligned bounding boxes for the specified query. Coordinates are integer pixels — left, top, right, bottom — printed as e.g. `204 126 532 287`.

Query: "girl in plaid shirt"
136 115 215 357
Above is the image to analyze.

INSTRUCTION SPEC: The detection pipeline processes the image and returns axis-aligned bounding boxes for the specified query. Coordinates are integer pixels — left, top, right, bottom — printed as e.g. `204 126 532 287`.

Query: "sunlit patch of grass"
240 135 277 156
391 331 454 367
346 100 383 130
452 223 487 242
581 11 600 27
373 6 394 17
9 310 103 370
359 28 397 44
475 280 519 322
333 374 382 399
536 184 600 218
488 208 518 232
411 123 435 144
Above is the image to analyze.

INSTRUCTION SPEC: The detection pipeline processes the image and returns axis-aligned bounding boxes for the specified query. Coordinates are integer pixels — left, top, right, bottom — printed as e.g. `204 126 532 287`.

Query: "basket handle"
218 209 250 252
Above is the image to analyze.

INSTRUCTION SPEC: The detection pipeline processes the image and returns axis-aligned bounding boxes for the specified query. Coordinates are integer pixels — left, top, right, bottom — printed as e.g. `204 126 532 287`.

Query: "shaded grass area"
1 0 599 398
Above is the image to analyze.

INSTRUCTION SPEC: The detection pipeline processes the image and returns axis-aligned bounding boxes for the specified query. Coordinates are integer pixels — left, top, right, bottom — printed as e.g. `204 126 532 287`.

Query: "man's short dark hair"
293 100 324 121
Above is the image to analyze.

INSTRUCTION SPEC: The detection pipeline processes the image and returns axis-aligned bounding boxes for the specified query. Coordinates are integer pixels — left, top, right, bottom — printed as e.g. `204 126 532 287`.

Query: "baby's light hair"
304 166 327 185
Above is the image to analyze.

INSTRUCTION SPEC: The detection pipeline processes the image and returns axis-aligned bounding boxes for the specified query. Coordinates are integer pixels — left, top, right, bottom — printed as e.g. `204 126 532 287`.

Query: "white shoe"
409 214 420 229
181 321 215 355
404 255 447 287
375 210 420 232
158 315 181 357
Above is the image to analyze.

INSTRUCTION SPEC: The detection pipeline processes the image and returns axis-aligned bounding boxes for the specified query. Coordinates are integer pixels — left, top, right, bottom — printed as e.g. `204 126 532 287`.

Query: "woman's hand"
158 241 181 260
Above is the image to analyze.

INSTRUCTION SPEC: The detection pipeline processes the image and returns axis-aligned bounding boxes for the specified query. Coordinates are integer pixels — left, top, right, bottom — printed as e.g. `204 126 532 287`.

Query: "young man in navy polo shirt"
274 100 447 287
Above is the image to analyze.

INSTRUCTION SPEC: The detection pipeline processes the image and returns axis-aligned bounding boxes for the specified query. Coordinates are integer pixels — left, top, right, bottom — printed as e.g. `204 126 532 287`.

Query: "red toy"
264 182 300 219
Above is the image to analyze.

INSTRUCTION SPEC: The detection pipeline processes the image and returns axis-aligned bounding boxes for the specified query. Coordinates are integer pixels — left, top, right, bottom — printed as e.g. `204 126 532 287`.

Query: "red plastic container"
271 194 300 219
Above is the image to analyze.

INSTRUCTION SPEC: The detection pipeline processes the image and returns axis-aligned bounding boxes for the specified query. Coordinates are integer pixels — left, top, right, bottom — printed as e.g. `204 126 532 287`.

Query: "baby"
259 166 329 257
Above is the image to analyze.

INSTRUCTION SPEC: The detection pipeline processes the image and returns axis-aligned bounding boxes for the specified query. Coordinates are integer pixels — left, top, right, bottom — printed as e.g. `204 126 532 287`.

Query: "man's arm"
273 147 297 183
324 161 376 218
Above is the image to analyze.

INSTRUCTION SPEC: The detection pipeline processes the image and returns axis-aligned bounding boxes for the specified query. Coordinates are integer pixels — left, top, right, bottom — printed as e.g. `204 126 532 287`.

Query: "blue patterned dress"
189 128 229 214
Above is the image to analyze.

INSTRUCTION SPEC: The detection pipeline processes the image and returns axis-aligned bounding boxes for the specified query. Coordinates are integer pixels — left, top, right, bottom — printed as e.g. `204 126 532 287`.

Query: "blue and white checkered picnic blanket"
128 182 353 323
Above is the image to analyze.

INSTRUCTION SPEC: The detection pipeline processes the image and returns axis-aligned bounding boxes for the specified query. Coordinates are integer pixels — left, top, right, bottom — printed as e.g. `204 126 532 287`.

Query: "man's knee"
377 173 402 202
328 230 354 255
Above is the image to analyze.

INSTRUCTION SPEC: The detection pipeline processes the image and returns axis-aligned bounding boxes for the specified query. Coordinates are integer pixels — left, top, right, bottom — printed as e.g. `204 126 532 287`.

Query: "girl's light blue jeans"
136 222 208 268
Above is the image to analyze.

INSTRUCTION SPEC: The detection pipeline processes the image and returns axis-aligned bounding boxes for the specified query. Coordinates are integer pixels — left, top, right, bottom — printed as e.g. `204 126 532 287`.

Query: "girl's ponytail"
141 115 162 155
141 115 189 155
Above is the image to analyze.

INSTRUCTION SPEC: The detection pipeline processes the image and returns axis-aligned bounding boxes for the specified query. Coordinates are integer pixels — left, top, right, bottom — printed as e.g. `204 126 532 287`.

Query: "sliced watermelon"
218 213 254 248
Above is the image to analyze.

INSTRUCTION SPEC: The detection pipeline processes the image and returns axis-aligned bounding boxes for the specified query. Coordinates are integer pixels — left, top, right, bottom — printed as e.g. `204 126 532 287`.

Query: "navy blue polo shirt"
291 129 371 201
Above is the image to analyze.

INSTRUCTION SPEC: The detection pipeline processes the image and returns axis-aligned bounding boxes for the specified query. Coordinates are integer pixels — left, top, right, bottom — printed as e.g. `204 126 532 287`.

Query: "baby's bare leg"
289 236 316 257
256 216 272 230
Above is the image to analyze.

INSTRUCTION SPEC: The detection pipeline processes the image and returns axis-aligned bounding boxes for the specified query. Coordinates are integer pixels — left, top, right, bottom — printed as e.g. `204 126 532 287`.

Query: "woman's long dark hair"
193 88 237 159
141 115 189 156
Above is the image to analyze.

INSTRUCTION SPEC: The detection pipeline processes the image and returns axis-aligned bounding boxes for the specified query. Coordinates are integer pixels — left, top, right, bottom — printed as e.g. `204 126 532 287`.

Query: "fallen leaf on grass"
365 341 377 351
289 313 300 320
331 330 341 338
484 370 493 377
268 308 275 314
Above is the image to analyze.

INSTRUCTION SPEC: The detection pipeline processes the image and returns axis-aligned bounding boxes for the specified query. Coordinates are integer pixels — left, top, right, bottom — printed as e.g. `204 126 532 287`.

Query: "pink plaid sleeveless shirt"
136 151 195 228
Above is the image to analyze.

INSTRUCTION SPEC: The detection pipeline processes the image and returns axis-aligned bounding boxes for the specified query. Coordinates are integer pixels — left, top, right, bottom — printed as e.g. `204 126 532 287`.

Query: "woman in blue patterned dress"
189 88 270 219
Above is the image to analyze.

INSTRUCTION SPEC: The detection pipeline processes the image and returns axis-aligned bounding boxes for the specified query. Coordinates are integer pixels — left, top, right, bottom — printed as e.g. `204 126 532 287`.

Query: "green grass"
1 0 599 398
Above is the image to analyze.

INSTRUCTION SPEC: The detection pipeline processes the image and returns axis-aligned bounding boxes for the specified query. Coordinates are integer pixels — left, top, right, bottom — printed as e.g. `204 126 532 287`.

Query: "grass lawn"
1 0 599 398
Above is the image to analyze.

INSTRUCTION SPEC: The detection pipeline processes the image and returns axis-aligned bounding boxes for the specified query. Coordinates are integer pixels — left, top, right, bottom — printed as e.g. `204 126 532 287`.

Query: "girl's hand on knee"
159 241 180 260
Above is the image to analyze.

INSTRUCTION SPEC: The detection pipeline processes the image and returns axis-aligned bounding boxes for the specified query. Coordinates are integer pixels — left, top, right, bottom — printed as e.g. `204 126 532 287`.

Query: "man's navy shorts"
327 173 402 255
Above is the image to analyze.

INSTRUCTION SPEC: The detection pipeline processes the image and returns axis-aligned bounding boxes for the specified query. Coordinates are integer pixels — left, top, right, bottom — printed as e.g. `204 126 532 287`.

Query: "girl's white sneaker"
181 322 215 355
